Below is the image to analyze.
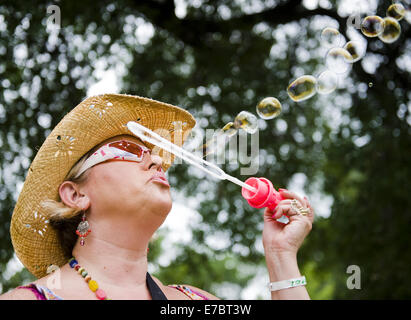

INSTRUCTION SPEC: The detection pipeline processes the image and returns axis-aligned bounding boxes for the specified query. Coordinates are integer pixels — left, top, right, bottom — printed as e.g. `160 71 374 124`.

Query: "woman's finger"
276 198 304 209
273 202 303 219
272 204 289 219
273 199 300 219
279 189 315 217
278 189 305 206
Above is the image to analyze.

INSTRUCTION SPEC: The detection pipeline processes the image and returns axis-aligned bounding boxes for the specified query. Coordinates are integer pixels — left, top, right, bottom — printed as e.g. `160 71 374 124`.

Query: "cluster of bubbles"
361 3 404 43
287 28 362 102
200 97 284 157
198 1 409 157
286 1 407 103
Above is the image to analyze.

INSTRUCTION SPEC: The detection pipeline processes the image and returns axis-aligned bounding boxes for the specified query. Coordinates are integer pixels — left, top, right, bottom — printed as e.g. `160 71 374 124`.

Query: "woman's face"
79 134 173 221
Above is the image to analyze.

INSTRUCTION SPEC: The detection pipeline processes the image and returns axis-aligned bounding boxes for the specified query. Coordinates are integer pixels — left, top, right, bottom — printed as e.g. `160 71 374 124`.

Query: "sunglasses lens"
109 141 144 157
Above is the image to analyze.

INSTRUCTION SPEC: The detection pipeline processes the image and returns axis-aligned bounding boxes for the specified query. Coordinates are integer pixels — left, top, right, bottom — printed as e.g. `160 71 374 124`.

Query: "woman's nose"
148 154 163 170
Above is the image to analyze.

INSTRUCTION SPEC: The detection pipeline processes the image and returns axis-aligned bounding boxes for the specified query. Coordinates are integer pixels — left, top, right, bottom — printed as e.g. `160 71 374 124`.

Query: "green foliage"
302 261 335 300
1 0 410 299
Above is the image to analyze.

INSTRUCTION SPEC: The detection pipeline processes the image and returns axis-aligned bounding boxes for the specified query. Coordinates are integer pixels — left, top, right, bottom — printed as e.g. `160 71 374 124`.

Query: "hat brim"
10 93 196 278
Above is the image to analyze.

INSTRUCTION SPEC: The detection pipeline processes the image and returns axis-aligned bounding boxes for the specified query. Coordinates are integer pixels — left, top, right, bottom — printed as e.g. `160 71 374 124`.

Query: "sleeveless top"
17 273 209 300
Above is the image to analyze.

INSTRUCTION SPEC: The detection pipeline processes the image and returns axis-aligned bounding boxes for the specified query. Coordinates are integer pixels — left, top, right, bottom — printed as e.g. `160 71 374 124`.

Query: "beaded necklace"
68 256 169 300
69 257 108 300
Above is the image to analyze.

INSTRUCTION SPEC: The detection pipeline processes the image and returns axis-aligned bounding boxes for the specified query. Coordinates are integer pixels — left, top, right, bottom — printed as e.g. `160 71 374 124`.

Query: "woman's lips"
149 172 170 187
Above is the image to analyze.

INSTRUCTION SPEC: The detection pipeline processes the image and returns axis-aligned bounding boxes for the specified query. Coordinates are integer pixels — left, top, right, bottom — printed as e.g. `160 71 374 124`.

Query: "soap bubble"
387 3 406 20
344 40 366 63
199 123 236 158
234 111 258 134
198 111 258 158
378 17 401 43
361 15 385 37
287 75 317 102
221 122 238 138
256 97 282 120
316 71 338 95
321 27 344 47
325 47 353 74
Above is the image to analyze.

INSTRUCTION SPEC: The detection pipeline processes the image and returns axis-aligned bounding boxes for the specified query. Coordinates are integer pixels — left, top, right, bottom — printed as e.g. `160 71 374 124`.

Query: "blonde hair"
40 149 94 256
41 156 89 220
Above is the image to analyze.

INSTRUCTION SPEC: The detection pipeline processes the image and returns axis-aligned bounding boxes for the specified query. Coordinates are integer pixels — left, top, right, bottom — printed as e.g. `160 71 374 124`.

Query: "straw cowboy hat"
10 93 196 278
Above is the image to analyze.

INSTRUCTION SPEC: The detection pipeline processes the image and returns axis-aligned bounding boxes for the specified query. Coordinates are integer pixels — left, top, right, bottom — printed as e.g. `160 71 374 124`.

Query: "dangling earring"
76 212 91 246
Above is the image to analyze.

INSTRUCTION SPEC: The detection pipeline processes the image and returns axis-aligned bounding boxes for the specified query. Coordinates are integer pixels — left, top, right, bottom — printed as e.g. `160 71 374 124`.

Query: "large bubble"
378 17 401 43
361 15 385 37
234 111 258 134
344 41 366 63
387 3 406 20
287 75 317 102
256 97 282 120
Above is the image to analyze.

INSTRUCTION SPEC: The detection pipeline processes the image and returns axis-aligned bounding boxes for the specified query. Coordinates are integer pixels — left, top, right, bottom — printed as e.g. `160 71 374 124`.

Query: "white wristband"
268 276 307 292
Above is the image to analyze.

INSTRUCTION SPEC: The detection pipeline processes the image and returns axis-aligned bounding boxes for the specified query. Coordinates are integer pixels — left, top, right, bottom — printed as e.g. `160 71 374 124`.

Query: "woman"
0 93 314 300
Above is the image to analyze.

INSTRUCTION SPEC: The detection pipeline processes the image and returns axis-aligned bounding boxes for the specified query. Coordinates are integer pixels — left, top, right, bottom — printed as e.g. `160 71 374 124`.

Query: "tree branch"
131 0 345 46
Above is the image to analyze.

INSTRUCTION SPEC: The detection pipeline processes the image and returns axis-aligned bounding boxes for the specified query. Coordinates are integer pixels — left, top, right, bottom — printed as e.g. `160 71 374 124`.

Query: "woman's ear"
59 181 90 211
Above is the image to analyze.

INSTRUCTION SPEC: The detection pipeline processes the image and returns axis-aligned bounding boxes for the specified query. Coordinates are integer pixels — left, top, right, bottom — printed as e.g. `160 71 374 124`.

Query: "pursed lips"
149 171 170 187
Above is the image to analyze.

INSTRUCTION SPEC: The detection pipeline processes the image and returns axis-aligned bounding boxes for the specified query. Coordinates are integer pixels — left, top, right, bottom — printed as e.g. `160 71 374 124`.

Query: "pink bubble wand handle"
241 177 284 211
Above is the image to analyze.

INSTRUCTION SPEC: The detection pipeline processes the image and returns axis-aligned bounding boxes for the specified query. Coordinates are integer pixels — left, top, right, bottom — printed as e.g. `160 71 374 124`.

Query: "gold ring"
290 199 300 213
290 199 298 207
290 199 309 216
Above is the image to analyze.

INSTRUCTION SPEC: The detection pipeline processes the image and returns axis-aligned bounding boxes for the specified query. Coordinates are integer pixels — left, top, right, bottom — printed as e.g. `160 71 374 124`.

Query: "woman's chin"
151 194 173 216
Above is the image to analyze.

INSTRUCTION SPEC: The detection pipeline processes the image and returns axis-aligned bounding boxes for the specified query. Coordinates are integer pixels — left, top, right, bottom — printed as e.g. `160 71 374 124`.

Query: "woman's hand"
262 189 315 255
262 189 314 300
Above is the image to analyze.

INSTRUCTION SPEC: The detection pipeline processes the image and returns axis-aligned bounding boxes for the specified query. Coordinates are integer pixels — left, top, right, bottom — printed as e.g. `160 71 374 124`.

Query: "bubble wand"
127 121 285 212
